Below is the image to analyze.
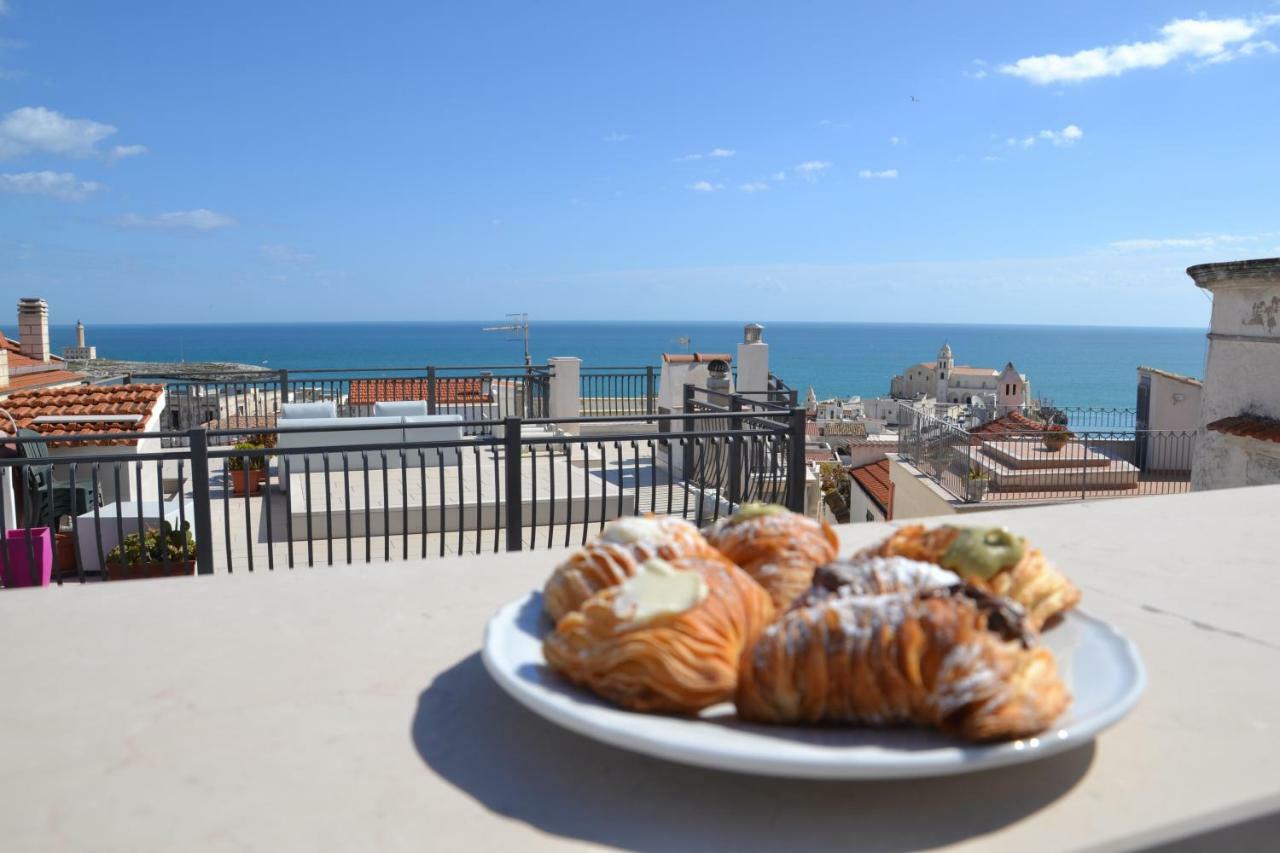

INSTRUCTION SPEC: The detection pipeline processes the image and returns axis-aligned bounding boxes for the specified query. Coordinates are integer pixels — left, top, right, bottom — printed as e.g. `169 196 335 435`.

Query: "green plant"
228 441 267 471
967 465 989 481
106 522 197 564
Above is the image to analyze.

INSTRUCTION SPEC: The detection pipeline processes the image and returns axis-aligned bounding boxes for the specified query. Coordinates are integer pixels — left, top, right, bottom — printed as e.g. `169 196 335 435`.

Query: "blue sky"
0 1 1277 325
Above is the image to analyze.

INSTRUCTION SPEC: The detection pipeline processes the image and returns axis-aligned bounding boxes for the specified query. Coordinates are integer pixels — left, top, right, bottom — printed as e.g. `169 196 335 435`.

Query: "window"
866 510 875 522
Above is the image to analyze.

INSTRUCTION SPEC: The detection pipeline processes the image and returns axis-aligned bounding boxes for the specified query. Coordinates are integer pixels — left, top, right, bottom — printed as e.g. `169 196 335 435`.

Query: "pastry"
542 515 722 622
791 556 961 608
736 583 1070 741
543 556 775 714
703 503 839 610
857 525 1080 630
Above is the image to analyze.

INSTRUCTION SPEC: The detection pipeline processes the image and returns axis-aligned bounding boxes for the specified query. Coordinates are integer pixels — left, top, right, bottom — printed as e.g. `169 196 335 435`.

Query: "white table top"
2 485 1279 852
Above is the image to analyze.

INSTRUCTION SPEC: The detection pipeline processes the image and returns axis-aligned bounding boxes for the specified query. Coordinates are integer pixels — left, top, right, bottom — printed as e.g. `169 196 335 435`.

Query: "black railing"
578 367 657 417
0 408 807 585
896 404 1194 504
123 365 552 446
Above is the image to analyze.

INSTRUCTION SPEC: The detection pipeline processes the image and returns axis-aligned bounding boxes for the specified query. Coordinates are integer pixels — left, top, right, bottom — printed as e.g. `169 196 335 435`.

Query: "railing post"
278 369 289 412
426 365 437 415
188 428 216 575
123 372 133 386
645 365 656 416
728 395 743 508
682 383 695 483
503 416 523 551
786 406 807 513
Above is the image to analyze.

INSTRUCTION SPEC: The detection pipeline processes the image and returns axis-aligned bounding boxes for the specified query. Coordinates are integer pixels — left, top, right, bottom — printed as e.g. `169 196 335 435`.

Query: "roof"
848 458 892 518
0 384 165 446
1206 414 1280 444
969 411 1049 439
346 378 490 407
951 366 999 376
1139 366 1203 388
0 333 84 393
661 352 732 364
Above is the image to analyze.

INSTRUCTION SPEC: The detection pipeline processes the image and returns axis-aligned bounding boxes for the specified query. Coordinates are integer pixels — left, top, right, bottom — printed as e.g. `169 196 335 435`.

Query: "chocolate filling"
800 564 1035 648
923 582 1035 648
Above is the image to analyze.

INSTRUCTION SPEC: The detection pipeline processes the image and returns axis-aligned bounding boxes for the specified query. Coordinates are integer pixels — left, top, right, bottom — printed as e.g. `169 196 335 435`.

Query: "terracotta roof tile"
848 458 893 518
660 353 733 364
1206 414 1280 444
969 411 1048 439
346 378 490 407
2 369 87 392
0 384 165 447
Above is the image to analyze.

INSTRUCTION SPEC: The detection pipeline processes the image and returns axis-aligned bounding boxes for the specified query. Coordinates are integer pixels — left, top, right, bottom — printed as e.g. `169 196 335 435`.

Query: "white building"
890 344 1030 414
1188 258 1280 490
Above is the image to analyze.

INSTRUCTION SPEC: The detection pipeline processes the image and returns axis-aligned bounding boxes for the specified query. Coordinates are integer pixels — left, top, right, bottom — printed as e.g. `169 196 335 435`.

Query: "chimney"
0 348 8 389
76 320 86 348
17 297 50 364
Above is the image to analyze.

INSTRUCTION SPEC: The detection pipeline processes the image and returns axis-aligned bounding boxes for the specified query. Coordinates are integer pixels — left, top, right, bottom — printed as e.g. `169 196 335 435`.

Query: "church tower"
935 343 953 401
998 362 1026 414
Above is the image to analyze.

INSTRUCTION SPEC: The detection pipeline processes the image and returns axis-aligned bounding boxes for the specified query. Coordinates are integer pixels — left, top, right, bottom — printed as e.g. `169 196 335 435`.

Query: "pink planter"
4 528 53 588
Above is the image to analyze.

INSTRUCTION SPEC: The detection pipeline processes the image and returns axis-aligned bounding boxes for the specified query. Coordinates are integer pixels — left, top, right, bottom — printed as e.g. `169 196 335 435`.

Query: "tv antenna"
674 335 692 353
483 313 531 366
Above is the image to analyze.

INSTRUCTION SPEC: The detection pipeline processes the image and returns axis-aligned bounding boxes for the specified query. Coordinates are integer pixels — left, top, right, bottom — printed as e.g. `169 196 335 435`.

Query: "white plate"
482 592 1146 779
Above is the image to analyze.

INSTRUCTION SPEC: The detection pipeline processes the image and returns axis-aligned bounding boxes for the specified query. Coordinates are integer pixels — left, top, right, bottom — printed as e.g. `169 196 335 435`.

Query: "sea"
34 322 1208 410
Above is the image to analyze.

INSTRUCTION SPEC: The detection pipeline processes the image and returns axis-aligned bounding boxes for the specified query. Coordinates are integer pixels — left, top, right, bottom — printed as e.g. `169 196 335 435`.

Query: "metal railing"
121 365 553 446
0 408 807 585
897 404 1194 504
578 367 657 417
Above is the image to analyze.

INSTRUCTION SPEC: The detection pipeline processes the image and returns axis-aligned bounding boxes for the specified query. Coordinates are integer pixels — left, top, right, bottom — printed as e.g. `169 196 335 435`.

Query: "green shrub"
106 521 197 564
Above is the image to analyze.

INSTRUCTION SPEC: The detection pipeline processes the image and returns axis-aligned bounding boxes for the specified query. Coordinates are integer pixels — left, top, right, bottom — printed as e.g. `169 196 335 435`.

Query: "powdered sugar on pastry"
599 516 675 547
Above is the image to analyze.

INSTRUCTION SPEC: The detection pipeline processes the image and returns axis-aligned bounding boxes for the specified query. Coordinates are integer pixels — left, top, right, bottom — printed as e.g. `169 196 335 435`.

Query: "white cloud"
1007 124 1083 148
770 171 787 182
857 168 898 179
739 182 769 192
889 135 902 145
795 160 831 173
689 180 723 193
0 170 103 201
677 147 736 161
603 131 630 142
0 106 128 159
1108 232 1275 252
964 59 990 79
108 144 148 161
114 208 236 231
1001 15 1280 84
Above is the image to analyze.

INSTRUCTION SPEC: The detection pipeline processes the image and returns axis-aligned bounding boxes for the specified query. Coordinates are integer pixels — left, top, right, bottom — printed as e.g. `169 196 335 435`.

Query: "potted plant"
104 522 197 581
966 465 990 502
1042 425 1073 452
228 441 268 495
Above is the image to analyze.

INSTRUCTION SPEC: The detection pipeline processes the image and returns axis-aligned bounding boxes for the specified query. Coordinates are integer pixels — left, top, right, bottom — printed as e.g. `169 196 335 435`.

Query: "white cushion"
281 401 337 420
374 400 429 417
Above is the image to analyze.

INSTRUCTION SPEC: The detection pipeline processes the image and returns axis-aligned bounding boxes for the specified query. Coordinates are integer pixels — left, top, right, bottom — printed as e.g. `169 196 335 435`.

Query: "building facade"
890 344 1030 413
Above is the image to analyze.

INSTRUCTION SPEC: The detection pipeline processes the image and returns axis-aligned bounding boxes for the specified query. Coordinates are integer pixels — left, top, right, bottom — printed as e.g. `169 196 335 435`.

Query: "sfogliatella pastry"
543 515 722 622
703 503 839 610
857 525 1080 630
736 579 1070 741
790 556 961 608
543 556 775 714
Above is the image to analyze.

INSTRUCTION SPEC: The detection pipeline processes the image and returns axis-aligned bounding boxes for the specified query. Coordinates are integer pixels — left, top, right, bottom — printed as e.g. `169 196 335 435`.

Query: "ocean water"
30 321 1207 410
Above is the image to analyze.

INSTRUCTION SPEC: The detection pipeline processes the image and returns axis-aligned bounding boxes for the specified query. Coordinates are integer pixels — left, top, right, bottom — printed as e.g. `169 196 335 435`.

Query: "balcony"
894 404 1194 515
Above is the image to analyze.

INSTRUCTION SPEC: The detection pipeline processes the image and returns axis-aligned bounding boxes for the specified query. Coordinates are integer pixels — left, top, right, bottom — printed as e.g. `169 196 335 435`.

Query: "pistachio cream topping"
613 559 708 624
727 502 789 525
599 516 668 546
939 526 1026 581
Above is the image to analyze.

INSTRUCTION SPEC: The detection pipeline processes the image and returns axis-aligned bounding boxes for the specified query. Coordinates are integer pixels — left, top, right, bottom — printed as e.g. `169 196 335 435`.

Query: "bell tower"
935 343 953 400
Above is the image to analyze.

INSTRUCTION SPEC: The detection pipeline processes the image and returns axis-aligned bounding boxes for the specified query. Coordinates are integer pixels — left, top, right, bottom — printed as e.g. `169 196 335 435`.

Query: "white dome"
938 343 953 359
